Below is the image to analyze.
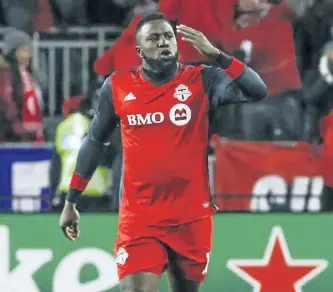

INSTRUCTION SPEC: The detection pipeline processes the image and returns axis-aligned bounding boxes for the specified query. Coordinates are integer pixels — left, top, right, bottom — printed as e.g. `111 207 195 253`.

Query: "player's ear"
136 46 143 57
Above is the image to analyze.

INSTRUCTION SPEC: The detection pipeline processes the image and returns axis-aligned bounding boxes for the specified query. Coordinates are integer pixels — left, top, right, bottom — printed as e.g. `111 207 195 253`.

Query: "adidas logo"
124 92 136 101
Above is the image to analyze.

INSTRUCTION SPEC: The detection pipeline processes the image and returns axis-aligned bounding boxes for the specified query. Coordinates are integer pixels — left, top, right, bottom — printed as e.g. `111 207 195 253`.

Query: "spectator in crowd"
0 28 44 142
94 1 158 76
295 0 333 142
50 85 114 211
86 0 130 26
293 0 333 142
302 42 333 142
240 89 303 141
32 0 54 31
51 0 87 26
216 0 301 96
294 0 333 79
0 0 53 33
218 0 303 140
122 0 158 26
94 16 141 76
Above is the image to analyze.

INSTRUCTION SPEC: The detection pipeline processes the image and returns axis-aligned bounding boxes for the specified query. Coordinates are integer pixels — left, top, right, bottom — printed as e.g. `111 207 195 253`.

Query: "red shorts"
114 216 213 282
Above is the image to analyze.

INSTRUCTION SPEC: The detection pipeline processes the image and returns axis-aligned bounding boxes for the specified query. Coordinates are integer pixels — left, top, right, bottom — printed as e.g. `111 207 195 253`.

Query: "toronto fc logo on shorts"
174 84 192 102
169 104 192 126
116 247 129 265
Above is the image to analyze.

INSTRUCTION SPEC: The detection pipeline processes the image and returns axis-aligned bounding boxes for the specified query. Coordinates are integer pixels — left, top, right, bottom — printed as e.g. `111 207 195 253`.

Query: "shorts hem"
118 264 166 280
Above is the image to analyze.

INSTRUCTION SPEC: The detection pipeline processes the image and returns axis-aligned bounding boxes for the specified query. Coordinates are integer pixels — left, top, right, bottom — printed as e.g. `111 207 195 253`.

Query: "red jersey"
69 58 267 228
111 65 216 226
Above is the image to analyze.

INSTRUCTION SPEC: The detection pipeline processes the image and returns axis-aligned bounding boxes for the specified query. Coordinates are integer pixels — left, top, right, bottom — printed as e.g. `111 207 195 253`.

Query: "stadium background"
0 0 332 291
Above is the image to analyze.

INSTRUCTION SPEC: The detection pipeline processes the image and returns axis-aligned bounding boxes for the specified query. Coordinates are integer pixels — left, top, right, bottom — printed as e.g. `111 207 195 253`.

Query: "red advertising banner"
214 140 331 212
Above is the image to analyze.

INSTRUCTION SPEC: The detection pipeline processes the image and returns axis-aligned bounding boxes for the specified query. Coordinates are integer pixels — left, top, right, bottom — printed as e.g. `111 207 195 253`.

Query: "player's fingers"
177 24 199 35
72 222 79 233
181 37 197 44
177 29 199 43
67 226 80 240
61 226 75 241
176 26 199 38
176 28 195 38
179 33 198 43
68 230 79 240
176 29 198 39
68 224 80 238
67 226 78 234
180 34 200 44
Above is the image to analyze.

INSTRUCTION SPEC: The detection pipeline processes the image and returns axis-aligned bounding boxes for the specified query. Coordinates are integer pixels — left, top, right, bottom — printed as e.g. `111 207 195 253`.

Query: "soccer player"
59 12 267 292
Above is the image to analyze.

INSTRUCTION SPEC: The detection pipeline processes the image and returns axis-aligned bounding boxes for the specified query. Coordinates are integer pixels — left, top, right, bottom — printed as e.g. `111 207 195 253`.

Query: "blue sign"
0 144 53 212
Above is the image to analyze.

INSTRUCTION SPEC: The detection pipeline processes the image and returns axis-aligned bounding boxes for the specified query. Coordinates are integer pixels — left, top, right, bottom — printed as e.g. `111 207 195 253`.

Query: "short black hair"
135 12 169 36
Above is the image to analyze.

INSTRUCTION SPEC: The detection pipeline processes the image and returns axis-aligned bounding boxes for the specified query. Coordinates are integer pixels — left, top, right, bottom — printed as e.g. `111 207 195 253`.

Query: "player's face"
137 19 178 72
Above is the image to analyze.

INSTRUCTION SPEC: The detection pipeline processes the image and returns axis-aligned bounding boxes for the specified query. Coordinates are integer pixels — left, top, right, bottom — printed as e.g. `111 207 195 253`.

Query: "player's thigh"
115 236 168 291
168 277 201 292
120 272 160 292
165 216 213 285
167 259 201 292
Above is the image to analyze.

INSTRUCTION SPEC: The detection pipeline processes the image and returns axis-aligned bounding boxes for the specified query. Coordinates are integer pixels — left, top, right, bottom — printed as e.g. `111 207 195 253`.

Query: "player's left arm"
177 24 268 107
201 58 267 107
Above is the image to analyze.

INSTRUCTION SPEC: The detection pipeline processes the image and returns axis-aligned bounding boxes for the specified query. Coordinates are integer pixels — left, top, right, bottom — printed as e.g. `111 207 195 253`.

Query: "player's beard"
142 51 178 73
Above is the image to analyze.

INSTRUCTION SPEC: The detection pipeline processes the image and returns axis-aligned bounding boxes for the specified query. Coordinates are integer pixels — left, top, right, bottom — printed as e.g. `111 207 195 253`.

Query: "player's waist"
122 175 209 195
123 146 208 166
122 161 208 181
119 189 214 222
118 204 215 229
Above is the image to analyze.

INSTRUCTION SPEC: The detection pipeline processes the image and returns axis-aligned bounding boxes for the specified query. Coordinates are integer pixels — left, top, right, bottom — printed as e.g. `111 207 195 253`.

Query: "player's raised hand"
59 201 80 241
176 24 220 58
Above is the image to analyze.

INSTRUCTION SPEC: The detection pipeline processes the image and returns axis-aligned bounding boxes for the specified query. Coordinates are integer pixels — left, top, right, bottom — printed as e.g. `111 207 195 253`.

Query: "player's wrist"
65 188 82 204
67 173 90 203
64 200 76 208
70 173 90 191
215 50 233 69
205 46 220 60
221 57 245 80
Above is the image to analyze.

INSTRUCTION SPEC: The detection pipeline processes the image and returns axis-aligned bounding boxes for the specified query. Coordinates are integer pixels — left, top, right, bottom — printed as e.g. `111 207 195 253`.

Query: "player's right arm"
59 76 119 240
67 76 119 203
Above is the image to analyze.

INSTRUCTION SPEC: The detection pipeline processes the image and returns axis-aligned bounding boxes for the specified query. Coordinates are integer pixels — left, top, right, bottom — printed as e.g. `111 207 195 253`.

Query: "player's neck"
142 62 178 85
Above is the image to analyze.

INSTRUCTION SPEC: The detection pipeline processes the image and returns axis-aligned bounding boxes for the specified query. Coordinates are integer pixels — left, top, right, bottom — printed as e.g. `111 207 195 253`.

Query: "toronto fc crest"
174 84 192 102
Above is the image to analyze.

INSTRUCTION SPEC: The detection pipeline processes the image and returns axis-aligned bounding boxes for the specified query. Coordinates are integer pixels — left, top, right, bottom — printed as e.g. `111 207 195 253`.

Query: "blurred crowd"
2 0 333 210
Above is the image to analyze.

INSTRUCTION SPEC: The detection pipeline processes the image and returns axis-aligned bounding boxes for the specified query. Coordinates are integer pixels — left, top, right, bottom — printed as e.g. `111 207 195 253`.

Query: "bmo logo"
169 104 191 126
127 112 164 126
126 104 192 127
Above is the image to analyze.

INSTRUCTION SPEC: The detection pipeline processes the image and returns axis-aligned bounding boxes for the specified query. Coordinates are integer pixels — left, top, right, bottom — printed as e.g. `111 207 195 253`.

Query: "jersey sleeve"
66 76 119 203
89 76 119 143
202 61 268 112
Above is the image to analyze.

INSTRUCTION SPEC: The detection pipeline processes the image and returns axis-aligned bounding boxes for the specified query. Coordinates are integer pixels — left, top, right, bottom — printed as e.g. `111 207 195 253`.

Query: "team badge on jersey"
116 247 129 265
169 104 192 126
174 84 192 102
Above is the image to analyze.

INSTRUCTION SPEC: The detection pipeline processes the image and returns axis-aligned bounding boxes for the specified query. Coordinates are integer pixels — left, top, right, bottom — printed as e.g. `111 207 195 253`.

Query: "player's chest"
117 82 208 128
